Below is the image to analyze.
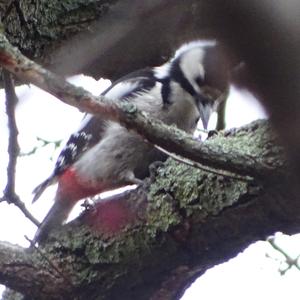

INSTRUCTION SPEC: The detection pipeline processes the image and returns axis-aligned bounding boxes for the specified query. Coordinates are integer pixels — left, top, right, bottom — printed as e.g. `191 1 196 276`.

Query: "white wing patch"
53 132 92 175
154 63 170 80
105 81 140 100
77 114 93 132
77 81 141 132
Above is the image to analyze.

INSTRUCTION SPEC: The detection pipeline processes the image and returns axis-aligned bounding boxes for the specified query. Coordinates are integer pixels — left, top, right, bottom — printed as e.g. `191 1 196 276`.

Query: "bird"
32 40 229 243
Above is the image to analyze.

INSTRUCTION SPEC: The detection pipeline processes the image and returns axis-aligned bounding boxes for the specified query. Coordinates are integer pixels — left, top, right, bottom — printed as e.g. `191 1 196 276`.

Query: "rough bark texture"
1 0 300 299
0 0 238 83
2 1 299 175
1 120 299 300
1 0 117 73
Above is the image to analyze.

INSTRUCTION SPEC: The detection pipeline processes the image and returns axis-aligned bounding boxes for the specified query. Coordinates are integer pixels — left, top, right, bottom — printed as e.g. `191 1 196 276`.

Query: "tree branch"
0 241 72 299
267 236 300 273
2 70 19 198
0 1 299 299
1 70 40 227
0 34 283 182
0 120 297 300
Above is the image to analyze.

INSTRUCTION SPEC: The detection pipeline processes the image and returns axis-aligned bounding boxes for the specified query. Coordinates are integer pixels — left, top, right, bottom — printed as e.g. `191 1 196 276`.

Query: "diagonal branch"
0 119 293 300
0 33 281 180
0 241 71 299
1 70 40 227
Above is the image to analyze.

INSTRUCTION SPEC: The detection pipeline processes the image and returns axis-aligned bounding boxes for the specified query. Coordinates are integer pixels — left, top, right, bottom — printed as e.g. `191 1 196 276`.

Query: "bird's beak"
198 101 212 130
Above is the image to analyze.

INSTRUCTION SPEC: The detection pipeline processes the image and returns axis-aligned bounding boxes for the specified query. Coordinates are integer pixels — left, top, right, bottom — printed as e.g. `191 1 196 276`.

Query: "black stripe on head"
169 58 197 97
156 77 171 106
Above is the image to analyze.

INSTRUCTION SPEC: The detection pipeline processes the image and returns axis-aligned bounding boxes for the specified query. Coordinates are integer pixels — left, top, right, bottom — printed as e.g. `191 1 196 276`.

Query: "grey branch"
0 120 296 300
1 70 40 227
0 34 283 181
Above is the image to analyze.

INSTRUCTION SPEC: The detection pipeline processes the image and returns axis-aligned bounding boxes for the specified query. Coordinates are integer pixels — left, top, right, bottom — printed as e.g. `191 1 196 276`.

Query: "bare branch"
267 236 300 273
0 241 72 299
2 70 19 197
0 120 294 300
1 70 40 227
0 34 283 181
154 144 252 182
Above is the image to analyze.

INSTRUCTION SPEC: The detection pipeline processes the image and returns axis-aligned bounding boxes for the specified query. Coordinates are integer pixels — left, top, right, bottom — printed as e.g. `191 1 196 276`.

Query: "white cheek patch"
179 49 205 93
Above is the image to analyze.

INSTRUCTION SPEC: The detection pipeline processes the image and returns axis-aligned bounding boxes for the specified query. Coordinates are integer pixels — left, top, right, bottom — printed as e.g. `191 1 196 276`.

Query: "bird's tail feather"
33 198 73 244
32 176 56 203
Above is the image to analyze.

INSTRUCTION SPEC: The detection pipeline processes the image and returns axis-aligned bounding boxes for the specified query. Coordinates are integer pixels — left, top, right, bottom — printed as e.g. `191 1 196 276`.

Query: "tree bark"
0 0 215 81
1 0 300 299
1 120 299 300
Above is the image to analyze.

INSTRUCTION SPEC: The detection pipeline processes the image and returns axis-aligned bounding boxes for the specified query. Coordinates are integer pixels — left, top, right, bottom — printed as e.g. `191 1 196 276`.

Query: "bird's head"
171 40 229 129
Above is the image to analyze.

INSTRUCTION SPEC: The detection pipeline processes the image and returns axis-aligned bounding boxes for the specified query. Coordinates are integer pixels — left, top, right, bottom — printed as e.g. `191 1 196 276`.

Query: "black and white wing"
54 68 159 175
32 68 160 202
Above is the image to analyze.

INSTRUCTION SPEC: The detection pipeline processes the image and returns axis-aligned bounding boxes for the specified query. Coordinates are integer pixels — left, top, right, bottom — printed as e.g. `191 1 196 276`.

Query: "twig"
1 70 40 227
0 33 279 180
3 70 19 198
267 236 300 273
154 145 253 182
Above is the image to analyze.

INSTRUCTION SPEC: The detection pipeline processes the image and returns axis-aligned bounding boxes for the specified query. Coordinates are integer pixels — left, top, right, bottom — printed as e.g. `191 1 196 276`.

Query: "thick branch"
0 34 282 181
0 1 299 299
0 0 219 81
0 241 73 299
0 120 297 300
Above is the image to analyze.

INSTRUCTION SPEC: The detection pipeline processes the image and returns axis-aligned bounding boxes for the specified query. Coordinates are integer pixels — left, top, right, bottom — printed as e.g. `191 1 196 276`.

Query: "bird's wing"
54 68 158 176
32 68 158 202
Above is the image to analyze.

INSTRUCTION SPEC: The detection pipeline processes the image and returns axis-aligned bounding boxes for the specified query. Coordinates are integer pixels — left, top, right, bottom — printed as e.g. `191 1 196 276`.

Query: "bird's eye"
195 76 203 87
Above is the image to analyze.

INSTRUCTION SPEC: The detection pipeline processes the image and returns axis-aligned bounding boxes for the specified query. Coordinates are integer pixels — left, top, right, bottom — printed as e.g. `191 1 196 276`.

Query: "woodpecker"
32 40 229 243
